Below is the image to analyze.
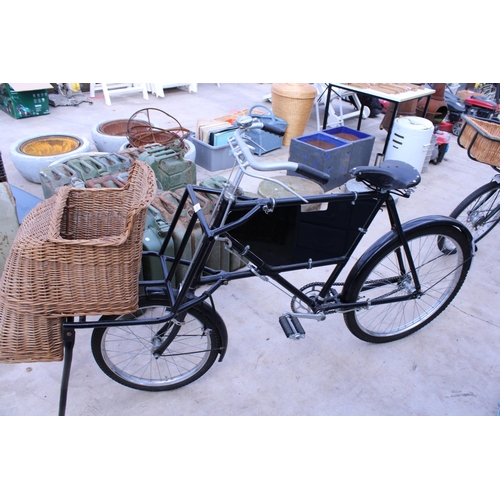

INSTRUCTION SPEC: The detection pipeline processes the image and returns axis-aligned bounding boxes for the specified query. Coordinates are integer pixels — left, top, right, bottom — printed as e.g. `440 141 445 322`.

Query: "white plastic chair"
89 83 149 106
149 83 198 97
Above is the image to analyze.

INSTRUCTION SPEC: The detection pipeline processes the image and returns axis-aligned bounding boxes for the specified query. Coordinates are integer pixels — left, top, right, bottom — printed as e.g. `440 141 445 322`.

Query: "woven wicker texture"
271 84 316 146
458 116 500 167
0 300 63 363
0 161 156 363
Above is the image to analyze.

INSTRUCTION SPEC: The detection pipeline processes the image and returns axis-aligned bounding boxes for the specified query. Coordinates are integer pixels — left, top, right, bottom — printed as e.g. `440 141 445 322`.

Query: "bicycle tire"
91 298 224 391
450 181 500 243
343 224 472 343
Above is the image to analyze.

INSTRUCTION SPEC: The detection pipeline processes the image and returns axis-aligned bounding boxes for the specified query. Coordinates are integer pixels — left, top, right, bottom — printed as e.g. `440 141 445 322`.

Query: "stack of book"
196 109 265 147
196 120 237 147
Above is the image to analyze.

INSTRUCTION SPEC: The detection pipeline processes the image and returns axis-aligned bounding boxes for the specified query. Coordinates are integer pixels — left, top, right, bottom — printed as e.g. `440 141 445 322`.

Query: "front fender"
201 300 229 362
139 292 229 362
342 215 474 298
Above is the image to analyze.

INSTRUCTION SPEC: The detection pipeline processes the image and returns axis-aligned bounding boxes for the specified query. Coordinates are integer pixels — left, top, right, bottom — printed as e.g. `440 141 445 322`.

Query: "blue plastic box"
322 126 375 169
288 132 352 191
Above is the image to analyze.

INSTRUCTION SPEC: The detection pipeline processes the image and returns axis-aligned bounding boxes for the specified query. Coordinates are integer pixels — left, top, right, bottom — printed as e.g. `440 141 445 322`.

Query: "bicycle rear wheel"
343 224 472 343
450 181 500 243
91 299 224 391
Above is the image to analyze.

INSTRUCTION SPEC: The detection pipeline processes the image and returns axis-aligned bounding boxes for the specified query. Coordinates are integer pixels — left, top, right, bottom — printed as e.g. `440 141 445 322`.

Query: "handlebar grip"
262 121 286 137
295 164 330 185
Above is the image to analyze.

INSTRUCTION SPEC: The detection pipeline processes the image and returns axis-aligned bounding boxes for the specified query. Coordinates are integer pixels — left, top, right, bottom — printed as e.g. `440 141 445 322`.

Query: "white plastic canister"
385 116 434 174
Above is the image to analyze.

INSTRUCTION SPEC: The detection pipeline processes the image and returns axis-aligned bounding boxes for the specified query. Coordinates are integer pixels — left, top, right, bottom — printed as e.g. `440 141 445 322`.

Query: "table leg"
322 84 332 130
421 95 431 117
356 105 365 130
383 102 400 157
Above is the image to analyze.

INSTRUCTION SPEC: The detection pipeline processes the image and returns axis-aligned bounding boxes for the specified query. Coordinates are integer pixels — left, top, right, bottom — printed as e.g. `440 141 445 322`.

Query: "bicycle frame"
64 130 428 334
62 188 419 341
137 181 421 327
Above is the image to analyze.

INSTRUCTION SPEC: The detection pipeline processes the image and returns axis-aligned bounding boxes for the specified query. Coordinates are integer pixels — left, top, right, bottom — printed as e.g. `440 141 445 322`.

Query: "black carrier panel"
226 194 380 267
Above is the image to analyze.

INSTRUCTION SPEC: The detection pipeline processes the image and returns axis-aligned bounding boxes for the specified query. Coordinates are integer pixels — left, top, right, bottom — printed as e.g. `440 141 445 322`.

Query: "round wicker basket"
271 83 317 146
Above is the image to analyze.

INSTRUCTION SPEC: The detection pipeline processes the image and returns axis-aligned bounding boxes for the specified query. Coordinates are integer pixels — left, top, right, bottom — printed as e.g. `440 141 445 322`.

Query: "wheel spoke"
91 303 222 391
344 227 471 342
451 183 500 242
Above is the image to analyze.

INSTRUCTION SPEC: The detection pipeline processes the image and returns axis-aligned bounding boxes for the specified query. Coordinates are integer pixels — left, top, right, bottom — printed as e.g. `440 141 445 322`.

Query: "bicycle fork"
477 174 500 225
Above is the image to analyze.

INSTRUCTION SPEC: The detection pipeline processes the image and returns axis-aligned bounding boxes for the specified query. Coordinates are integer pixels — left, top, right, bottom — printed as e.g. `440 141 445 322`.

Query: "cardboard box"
0 83 52 119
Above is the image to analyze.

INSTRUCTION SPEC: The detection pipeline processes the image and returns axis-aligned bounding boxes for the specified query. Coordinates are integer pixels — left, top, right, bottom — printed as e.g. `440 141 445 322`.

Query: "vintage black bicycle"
59 114 474 413
449 115 500 243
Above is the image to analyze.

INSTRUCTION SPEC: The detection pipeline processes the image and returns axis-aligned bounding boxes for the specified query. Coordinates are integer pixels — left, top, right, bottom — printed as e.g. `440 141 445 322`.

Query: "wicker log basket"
0 161 156 363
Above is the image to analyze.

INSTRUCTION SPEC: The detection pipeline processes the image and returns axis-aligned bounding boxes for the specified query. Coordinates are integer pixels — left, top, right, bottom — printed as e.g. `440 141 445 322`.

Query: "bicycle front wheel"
343 225 472 343
450 181 500 243
91 300 224 391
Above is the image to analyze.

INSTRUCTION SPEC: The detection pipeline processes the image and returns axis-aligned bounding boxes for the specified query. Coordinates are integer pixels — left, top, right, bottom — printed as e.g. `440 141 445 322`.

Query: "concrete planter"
92 118 150 153
10 134 90 183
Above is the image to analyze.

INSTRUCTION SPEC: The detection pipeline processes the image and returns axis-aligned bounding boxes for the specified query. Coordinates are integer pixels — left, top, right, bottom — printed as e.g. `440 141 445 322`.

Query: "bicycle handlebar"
232 117 330 186
261 120 287 137
294 164 330 185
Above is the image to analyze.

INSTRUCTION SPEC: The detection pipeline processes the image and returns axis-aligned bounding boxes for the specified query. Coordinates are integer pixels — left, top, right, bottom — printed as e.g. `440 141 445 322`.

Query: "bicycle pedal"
279 315 306 340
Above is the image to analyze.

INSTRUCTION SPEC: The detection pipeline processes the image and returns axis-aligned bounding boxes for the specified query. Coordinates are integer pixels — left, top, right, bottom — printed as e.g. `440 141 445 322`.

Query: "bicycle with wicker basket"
86 116 475 399
449 115 500 243
0 115 476 415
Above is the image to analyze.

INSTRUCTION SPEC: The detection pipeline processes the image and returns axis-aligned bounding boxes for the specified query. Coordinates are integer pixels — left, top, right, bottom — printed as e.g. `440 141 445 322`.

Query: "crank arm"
285 311 326 322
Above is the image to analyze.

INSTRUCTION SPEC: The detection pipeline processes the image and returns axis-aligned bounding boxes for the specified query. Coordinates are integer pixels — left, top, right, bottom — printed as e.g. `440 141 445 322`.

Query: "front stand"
58 321 76 416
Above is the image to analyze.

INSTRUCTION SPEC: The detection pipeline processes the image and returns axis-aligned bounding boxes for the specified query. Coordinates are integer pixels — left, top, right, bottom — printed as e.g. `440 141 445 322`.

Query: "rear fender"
342 215 474 298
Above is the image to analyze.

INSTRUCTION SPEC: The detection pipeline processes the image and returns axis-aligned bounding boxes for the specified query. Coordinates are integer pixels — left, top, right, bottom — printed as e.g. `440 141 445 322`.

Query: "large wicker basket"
0 160 156 363
458 116 500 167
271 83 317 146
0 300 63 363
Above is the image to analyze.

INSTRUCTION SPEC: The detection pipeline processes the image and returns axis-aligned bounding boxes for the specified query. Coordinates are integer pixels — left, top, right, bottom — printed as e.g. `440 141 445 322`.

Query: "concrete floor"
1 83 500 416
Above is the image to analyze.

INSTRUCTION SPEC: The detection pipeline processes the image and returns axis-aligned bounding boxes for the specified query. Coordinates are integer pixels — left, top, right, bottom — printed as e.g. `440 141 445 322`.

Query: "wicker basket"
0 161 156 363
271 84 317 146
0 299 63 363
458 116 500 167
